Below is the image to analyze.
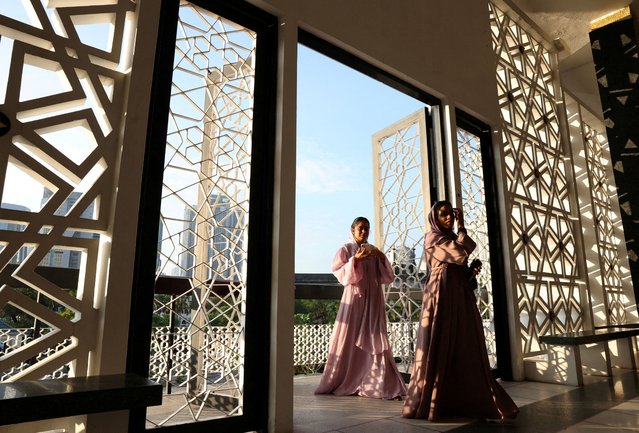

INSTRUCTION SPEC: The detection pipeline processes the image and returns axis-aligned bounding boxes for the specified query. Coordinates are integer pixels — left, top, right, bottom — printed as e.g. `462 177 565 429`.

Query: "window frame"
126 1 278 431
455 109 513 379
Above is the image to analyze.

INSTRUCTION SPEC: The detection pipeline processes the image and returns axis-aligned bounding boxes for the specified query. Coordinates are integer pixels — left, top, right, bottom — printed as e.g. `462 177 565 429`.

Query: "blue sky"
295 45 424 272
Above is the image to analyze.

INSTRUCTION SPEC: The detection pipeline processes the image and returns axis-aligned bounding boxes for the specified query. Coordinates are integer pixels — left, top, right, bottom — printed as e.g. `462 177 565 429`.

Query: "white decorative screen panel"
489 2 585 357
566 94 638 327
148 2 256 427
582 124 627 323
372 109 429 371
0 0 136 381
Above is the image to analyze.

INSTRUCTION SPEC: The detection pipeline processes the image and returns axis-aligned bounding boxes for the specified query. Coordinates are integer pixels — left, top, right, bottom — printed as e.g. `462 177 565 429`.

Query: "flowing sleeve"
430 231 476 265
378 254 395 285
331 245 363 286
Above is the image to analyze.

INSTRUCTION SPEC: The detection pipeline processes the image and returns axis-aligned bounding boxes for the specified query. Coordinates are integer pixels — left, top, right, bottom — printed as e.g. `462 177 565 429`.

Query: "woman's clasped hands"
354 243 381 261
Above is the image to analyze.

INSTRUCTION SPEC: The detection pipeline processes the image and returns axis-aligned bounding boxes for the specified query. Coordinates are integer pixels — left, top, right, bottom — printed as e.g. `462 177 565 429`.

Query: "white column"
86 0 162 431
268 9 298 433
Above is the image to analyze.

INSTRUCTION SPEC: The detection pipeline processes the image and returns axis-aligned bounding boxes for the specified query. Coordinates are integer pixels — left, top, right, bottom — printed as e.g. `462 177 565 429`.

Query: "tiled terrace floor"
293 369 639 433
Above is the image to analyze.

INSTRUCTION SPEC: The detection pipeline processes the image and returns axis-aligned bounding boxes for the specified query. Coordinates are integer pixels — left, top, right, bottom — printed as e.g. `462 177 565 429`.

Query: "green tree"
294 299 339 324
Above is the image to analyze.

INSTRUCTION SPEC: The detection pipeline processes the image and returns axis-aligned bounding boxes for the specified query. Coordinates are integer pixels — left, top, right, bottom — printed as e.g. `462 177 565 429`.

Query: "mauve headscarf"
426 200 456 244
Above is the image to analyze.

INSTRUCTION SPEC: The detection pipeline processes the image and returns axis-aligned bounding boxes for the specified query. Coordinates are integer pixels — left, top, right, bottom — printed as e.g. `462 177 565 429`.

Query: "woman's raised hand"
454 208 465 229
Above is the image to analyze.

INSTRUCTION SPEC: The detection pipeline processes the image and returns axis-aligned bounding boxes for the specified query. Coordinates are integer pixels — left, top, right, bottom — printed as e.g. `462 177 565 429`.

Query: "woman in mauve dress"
315 216 406 400
402 201 518 421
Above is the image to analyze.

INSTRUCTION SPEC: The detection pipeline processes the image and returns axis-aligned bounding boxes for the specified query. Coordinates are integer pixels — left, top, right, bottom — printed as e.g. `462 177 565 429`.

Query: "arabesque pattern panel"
0 0 136 381
148 2 256 426
582 123 628 324
489 2 585 357
372 109 429 372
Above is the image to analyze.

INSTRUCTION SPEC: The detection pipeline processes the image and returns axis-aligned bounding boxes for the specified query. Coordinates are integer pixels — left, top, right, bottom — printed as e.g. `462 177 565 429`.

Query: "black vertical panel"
455 109 513 380
127 0 278 432
425 110 443 205
127 1 180 431
590 18 639 307
127 0 179 376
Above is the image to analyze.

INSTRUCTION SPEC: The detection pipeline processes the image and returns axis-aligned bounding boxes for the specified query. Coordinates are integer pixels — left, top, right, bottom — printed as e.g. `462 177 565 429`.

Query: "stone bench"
532 327 639 386
0 373 162 426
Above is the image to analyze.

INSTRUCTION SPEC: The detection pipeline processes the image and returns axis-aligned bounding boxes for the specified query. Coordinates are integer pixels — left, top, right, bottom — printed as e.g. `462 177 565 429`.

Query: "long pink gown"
315 238 407 399
402 218 518 420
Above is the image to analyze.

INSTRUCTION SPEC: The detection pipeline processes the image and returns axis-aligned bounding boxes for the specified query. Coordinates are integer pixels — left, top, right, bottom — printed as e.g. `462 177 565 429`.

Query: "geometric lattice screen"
590 19 639 308
489 2 586 357
0 0 136 381
582 123 629 325
147 2 255 427
372 108 430 373
456 128 497 368
565 93 638 327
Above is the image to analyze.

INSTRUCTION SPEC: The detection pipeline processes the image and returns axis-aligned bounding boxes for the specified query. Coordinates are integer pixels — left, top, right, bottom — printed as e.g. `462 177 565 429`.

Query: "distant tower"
209 194 243 282
0 203 31 264
178 194 244 282
39 189 98 268
157 221 163 273
179 207 197 278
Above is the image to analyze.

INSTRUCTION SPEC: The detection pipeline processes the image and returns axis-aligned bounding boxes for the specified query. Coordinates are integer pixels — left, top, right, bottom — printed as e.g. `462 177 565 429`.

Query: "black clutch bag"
467 258 482 288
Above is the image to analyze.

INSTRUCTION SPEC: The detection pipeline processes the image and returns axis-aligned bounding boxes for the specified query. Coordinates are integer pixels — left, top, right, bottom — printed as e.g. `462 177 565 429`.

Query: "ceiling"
509 0 634 118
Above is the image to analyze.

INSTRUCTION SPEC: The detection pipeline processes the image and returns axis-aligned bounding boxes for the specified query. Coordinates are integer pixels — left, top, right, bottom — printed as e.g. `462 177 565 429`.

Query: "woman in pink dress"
315 216 407 399
402 201 518 421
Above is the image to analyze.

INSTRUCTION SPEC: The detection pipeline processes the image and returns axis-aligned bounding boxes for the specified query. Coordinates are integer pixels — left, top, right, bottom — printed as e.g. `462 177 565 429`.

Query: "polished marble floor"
293 369 639 433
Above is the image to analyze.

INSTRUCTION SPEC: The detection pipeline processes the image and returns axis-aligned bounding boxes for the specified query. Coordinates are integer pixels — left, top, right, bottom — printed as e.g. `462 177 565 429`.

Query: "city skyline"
0 189 98 269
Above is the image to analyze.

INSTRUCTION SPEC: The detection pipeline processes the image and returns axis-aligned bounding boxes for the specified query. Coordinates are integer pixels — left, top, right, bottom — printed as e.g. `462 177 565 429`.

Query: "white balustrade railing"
4 321 491 382
0 328 73 381
294 322 420 374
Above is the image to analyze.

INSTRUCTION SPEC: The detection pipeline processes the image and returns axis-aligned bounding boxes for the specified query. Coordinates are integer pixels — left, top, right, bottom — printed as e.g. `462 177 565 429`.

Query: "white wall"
263 0 502 124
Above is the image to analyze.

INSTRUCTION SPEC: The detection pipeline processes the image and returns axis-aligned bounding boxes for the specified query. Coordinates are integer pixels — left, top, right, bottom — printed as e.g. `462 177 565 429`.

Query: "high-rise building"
0 203 31 264
39 189 99 269
176 194 243 281
178 206 196 278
